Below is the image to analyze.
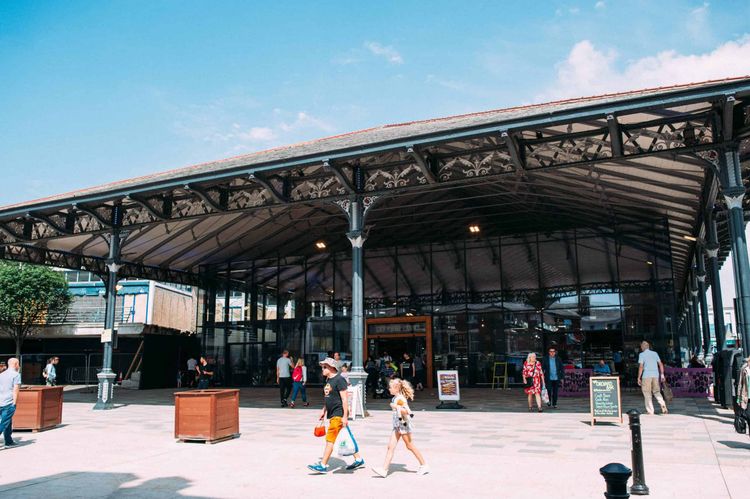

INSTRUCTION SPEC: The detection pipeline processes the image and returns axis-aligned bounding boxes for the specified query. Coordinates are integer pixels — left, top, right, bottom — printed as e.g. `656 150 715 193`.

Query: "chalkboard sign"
589 376 622 424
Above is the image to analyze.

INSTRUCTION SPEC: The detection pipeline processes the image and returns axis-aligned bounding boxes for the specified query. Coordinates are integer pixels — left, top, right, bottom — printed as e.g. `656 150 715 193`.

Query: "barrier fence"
0 353 138 385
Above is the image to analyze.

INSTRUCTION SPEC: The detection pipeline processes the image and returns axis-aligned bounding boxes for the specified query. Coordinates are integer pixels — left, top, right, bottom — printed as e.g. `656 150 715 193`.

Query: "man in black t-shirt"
196 356 213 389
307 358 365 474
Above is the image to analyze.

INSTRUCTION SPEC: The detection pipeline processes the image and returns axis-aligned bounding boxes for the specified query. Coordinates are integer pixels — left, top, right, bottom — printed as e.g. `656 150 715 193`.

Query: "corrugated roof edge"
2 75 749 213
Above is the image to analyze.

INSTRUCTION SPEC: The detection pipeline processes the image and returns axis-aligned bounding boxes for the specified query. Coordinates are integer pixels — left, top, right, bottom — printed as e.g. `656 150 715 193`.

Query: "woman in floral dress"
523 352 545 412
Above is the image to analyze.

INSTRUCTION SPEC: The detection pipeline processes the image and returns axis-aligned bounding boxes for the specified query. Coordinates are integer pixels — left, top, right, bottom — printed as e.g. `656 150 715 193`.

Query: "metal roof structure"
1 77 749 303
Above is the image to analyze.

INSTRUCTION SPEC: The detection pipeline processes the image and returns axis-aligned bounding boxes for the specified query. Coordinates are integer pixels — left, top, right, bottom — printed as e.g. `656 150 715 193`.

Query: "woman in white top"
289 358 309 408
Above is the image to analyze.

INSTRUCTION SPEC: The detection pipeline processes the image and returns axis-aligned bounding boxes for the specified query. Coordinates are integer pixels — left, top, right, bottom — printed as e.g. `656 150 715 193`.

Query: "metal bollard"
627 409 650 495
600 463 632 499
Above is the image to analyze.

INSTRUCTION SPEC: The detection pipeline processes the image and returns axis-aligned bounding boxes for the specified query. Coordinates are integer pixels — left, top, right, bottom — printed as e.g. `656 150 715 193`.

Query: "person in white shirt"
0 358 21 448
276 350 294 407
43 357 59 386
637 341 668 415
186 357 197 387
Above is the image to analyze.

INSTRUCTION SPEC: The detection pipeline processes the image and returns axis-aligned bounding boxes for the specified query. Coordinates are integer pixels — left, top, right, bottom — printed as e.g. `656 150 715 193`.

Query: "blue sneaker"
346 459 365 470
307 463 329 474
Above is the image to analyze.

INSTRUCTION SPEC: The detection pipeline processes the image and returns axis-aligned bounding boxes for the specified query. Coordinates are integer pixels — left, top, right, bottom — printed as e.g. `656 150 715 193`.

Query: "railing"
46 305 136 325
10 353 137 385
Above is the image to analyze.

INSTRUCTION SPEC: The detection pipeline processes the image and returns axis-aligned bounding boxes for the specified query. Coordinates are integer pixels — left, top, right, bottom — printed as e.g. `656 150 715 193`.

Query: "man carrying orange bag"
307 358 365 474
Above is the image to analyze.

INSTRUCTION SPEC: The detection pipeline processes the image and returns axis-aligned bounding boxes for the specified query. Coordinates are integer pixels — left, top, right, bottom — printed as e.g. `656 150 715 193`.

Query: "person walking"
523 352 545 412
42 356 59 386
0 358 21 449
290 358 309 408
307 358 365 474
400 353 416 385
276 350 294 407
196 356 213 389
371 378 429 477
186 357 197 387
413 353 425 391
542 347 563 408
637 340 668 415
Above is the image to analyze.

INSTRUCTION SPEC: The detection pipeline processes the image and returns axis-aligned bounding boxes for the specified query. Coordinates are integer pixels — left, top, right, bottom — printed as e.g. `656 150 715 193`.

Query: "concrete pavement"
0 386 747 498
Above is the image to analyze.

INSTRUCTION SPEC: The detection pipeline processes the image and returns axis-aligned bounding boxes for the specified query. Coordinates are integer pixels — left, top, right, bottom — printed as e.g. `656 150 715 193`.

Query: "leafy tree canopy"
0 262 72 356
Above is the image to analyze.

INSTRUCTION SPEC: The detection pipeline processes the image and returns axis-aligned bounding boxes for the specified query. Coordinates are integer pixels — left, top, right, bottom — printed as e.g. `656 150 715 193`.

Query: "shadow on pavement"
0 472 209 498
58 385 725 421
717 440 750 450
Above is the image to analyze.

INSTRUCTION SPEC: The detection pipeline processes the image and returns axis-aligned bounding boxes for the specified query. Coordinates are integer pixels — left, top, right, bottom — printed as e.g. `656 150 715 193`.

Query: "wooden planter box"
174 389 239 443
14 386 64 432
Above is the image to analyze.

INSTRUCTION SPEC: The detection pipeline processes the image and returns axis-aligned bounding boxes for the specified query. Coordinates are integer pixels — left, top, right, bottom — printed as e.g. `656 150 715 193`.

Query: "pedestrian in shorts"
307 358 365 474
372 378 429 477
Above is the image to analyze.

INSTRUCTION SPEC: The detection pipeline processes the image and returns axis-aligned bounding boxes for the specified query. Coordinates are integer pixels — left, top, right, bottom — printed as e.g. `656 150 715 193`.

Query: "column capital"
697 273 706 283
106 261 121 273
723 190 745 210
346 230 366 248
704 244 719 259
690 289 698 297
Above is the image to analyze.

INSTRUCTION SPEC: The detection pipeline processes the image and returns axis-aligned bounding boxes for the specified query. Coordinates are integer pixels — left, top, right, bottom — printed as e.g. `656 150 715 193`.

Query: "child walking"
372 378 429 477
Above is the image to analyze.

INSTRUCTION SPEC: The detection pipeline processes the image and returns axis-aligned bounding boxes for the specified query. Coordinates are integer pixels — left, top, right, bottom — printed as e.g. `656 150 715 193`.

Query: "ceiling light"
469 224 480 234
646 260 653 265
315 241 326 249
683 235 698 242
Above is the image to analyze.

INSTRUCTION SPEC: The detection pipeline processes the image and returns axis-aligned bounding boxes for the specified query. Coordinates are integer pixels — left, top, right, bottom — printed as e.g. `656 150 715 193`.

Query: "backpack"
292 366 303 382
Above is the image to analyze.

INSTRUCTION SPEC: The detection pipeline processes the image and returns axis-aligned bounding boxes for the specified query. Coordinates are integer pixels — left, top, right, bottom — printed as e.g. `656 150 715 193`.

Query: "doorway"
365 316 433 388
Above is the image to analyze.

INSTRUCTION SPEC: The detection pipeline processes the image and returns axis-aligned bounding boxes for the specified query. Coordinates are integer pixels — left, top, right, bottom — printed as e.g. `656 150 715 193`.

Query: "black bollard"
627 409 650 495
600 463 632 499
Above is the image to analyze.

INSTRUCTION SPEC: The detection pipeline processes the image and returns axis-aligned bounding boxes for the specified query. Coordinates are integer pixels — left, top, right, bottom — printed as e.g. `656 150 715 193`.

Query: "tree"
0 262 72 357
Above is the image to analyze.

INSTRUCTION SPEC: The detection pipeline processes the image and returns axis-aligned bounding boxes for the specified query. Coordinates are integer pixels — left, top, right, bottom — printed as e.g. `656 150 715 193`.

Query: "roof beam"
250 173 288 204
184 184 223 212
501 132 525 174
73 204 111 229
323 160 356 193
127 194 168 221
406 146 438 184
25 212 71 236
723 95 736 141
607 114 624 157
160 213 246 267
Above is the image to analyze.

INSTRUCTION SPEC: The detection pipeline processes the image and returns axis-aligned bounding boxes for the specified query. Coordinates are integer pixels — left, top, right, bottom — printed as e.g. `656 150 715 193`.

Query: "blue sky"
0 0 748 206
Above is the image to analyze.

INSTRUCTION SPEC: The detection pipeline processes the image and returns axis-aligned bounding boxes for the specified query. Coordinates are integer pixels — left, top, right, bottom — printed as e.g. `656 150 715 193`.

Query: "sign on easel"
347 384 365 420
590 376 622 424
436 370 464 409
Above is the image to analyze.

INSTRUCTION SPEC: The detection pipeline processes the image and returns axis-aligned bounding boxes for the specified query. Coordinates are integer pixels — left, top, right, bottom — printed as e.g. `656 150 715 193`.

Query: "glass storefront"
197 226 677 386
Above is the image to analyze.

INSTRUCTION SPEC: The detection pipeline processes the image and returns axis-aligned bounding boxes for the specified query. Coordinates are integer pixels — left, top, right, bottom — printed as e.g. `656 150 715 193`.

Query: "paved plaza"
0 387 748 498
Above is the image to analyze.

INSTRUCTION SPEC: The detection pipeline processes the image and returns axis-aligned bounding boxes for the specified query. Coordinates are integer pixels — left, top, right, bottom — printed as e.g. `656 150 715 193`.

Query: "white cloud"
595 1 606 10
687 2 711 44
536 36 750 102
169 95 336 156
279 111 335 134
239 127 276 142
364 41 404 64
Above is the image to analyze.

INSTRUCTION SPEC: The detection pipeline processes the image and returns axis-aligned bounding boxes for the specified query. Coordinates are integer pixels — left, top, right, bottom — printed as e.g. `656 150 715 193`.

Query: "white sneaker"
372 466 388 478
417 464 430 475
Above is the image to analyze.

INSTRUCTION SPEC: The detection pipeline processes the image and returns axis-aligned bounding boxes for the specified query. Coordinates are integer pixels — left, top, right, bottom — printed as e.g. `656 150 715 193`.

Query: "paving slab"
0 387 747 498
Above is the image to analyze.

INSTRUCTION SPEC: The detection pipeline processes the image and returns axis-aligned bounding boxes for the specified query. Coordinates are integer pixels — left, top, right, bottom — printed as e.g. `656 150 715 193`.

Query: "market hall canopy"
1 77 749 301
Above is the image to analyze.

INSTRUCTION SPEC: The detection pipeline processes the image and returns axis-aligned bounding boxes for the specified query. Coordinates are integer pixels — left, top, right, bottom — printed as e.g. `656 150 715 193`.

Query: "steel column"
344 196 369 413
94 216 123 410
695 253 712 356
721 148 750 351
705 211 726 350
689 270 702 356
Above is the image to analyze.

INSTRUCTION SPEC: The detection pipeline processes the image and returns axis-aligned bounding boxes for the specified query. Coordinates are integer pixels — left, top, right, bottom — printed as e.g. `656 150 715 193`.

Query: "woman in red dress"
523 352 545 412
